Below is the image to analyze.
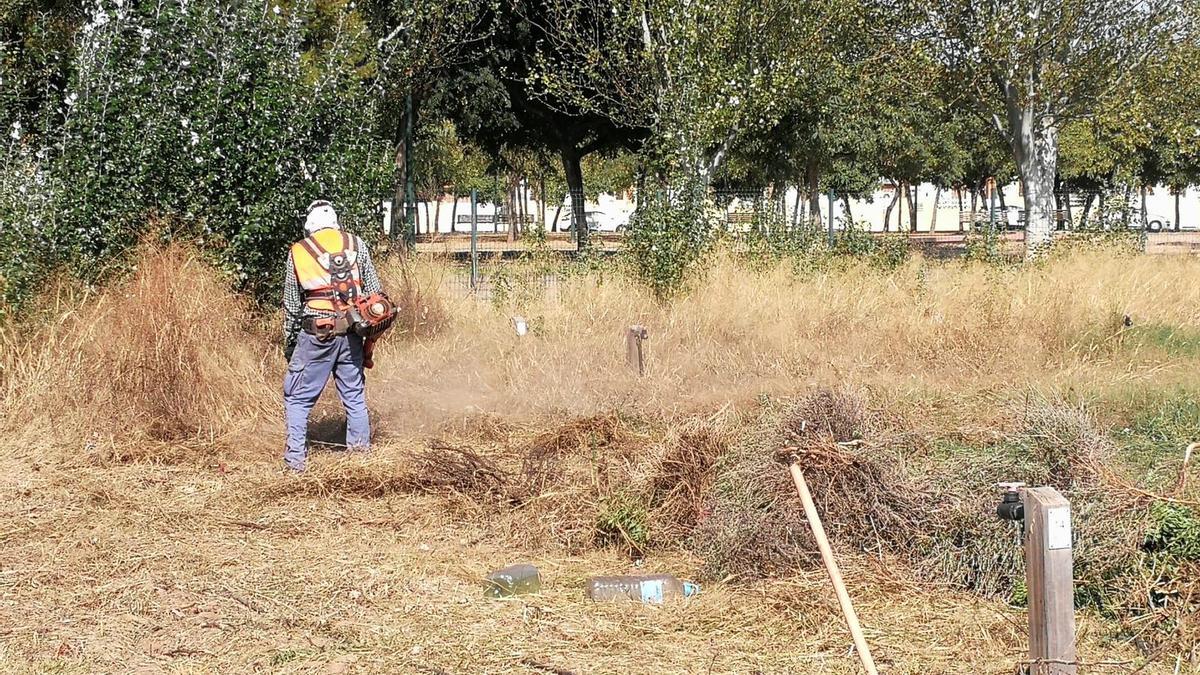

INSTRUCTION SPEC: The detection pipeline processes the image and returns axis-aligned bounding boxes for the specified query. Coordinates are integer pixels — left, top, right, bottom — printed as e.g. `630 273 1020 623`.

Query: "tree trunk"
970 188 978 231
883 184 900 233
505 180 517 243
792 181 803 227
841 195 853 225
931 187 942 232
807 164 821 227
1175 188 1182 232
1141 185 1149 230
551 193 566 232
450 195 459 233
907 183 918 232
1099 192 1107 230
525 180 533 232
1122 185 1133 229
957 187 965 232
1080 193 1095 229
561 148 588 249
516 178 525 236
539 175 546 231
392 135 409 240
433 194 442 235
1062 190 1072 230
1006 97 1059 256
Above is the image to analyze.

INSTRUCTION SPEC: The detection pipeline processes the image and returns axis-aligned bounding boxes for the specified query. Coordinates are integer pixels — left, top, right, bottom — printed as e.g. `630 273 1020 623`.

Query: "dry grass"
0 243 1197 672
362 246 1200 431
0 451 1171 674
0 243 277 464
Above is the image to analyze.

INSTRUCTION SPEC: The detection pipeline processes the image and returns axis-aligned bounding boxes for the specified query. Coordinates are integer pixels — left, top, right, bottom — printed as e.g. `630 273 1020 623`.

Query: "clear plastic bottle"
483 564 541 598
584 575 700 604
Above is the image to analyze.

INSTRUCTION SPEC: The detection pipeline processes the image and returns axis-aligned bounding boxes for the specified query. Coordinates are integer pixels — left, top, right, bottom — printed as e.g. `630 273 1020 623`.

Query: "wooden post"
625 325 648 376
1023 487 1076 675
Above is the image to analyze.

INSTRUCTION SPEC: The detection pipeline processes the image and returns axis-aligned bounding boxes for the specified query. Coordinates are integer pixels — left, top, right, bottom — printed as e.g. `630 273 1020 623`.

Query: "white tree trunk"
1007 100 1058 257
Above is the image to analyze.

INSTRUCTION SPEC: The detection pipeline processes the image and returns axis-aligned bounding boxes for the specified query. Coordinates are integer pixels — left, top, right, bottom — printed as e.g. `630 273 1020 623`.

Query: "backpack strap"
297 236 328 271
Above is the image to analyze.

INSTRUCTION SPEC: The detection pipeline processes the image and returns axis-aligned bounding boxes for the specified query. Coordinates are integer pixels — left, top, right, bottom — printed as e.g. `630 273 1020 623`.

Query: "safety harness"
293 231 397 341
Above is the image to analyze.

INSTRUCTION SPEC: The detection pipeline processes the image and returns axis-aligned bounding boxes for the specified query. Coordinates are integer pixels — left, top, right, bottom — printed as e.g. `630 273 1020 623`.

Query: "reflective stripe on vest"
291 229 362 312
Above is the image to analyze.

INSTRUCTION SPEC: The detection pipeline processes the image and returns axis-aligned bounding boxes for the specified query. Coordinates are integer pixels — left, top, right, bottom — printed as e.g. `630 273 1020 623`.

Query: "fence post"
470 189 479 291
625 325 648 376
403 92 417 246
1023 487 1076 675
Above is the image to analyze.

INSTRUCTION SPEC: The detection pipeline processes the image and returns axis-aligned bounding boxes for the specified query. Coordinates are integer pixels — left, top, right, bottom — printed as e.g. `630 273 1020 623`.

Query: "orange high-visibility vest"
290 229 362 312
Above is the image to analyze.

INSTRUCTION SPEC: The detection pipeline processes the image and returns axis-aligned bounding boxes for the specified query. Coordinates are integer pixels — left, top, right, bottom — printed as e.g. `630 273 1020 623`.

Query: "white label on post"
1047 506 1072 550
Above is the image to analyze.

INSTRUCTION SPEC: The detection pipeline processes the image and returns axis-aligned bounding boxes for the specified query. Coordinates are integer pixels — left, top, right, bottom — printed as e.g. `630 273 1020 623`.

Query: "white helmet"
304 199 340 235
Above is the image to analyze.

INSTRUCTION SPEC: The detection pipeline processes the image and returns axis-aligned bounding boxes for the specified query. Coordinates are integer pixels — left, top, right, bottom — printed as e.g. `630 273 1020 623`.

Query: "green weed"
1144 502 1200 562
595 493 650 553
1132 324 1200 358
270 649 308 665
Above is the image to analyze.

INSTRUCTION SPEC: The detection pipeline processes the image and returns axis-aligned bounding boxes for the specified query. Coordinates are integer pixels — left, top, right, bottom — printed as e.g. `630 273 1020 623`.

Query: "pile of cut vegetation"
421 389 1200 659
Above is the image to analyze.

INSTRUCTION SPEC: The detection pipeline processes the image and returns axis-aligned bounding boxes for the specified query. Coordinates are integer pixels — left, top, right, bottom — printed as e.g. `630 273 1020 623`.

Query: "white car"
556 210 628 232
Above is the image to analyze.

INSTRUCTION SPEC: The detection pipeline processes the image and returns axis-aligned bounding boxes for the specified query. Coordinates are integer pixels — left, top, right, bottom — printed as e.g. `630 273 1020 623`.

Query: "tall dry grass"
3 244 1197 454
0 243 1196 668
367 247 1200 431
0 243 276 463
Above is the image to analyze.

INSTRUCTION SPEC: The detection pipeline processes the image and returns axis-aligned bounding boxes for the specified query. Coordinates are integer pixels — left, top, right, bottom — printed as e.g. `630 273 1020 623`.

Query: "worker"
281 199 387 472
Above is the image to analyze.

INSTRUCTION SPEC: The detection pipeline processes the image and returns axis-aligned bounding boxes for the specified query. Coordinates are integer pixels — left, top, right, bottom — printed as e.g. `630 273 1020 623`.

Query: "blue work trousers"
283 332 370 470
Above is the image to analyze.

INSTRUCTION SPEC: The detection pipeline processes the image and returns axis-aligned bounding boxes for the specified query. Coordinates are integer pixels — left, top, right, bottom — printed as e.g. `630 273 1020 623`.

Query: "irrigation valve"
995 481 1026 521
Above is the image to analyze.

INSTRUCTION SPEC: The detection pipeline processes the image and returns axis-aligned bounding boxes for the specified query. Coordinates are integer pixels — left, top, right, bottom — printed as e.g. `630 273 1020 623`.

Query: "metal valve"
995 481 1026 521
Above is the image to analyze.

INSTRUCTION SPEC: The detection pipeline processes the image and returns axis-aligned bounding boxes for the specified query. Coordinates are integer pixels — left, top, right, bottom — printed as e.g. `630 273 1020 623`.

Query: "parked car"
557 210 628 232
1142 214 1174 232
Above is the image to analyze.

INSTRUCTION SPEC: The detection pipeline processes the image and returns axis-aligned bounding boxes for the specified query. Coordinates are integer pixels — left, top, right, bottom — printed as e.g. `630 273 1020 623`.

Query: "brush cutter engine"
348 292 397 339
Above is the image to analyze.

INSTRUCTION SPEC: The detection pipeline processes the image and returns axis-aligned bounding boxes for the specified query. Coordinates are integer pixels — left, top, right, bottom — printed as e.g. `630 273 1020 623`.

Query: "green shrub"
1145 502 1200 563
0 0 391 307
625 176 720 300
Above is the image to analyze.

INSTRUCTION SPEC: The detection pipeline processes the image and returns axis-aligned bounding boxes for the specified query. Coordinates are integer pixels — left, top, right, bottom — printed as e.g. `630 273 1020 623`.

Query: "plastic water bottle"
483 564 541 598
584 575 700 604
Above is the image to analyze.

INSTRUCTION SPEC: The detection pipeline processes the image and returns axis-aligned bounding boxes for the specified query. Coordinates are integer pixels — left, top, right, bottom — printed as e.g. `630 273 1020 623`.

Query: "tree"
528 0 830 187
0 0 393 305
0 0 85 135
921 0 1186 255
423 3 643 249
359 0 494 238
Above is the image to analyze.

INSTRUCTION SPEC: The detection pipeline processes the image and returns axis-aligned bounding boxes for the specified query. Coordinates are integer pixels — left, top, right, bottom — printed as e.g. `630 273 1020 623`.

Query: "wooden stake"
1023 487 1077 674
789 462 879 675
625 325 648 376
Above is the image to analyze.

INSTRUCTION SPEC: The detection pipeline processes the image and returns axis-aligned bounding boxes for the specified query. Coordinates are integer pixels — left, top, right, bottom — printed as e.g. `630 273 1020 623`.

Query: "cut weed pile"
1 244 1198 672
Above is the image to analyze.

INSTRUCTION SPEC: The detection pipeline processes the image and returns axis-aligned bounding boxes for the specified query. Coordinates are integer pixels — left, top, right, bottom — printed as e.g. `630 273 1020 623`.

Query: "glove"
284 340 296 362
363 337 376 369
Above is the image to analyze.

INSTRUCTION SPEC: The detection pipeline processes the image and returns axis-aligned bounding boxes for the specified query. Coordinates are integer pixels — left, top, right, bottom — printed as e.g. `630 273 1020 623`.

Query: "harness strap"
303 288 336 301
297 231 360 308
297 237 327 272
